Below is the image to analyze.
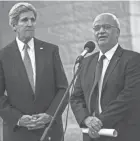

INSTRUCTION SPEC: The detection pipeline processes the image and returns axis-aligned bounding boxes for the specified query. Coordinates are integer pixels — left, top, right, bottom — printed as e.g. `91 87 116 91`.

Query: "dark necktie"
23 44 35 93
91 55 106 116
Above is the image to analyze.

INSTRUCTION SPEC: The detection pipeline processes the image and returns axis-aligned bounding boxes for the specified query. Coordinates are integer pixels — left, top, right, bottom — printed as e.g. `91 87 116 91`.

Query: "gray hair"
93 13 120 30
9 2 37 28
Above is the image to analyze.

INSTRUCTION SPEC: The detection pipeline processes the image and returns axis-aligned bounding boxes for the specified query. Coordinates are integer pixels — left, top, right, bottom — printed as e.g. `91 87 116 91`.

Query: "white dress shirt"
16 37 36 86
98 43 118 113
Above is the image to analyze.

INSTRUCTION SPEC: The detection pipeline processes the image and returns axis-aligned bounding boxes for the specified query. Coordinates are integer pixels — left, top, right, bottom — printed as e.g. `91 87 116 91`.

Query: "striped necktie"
90 55 106 116
23 44 35 93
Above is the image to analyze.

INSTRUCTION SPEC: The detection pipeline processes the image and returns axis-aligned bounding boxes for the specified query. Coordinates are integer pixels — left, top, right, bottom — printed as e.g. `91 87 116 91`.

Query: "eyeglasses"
93 24 119 31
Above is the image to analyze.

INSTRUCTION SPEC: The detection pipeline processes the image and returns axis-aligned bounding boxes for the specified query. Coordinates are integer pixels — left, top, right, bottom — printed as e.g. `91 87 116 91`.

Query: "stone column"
0 2 3 140
129 1 140 52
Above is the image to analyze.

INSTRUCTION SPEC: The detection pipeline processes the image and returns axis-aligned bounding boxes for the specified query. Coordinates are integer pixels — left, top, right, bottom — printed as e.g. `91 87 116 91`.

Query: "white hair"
93 13 120 29
9 2 37 28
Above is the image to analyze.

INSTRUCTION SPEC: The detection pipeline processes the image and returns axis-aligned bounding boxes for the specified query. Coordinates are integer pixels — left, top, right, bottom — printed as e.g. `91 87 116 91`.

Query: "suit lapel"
10 40 34 96
102 46 123 92
34 38 45 96
87 52 99 92
10 40 29 81
87 52 99 113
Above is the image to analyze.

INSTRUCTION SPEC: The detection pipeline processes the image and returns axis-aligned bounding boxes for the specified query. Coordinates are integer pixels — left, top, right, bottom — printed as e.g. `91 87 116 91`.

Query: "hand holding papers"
82 128 118 137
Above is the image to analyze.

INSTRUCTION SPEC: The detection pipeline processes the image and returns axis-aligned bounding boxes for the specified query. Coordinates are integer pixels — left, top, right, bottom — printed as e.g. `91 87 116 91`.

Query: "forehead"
19 11 35 19
93 15 117 26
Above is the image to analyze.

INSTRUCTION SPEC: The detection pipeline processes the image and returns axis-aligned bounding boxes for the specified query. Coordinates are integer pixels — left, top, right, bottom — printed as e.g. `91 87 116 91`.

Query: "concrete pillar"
129 1 140 52
0 2 3 141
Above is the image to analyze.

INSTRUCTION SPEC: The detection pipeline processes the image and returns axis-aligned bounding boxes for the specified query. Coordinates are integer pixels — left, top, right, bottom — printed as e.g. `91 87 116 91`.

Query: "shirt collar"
16 37 34 52
99 43 118 61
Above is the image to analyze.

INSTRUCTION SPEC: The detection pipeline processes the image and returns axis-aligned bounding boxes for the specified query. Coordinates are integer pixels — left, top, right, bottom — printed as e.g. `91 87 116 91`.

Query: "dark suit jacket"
70 46 140 141
0 38 68 141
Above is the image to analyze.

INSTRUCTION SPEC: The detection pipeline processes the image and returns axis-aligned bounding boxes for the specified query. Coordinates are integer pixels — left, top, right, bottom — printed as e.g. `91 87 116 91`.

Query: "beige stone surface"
130 1 140 52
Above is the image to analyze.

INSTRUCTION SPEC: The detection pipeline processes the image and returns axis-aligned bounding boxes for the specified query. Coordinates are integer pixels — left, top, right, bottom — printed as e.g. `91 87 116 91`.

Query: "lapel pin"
40 47 43 50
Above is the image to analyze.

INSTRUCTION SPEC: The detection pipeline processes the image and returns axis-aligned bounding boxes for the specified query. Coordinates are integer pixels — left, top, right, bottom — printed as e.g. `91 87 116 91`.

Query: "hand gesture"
27 113 52 130
18 115 33 127
84 116 103 138
32 113 52 124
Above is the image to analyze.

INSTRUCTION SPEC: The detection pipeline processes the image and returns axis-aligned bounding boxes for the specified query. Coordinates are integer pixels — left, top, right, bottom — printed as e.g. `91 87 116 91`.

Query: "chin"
24 37 33 42
98 41 108 47
28 35 34 39
26 32 34 39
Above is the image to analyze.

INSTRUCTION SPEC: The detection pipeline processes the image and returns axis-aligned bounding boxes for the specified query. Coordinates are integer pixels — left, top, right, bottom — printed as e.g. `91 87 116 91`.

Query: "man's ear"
117 28 120 36
116 29 120 39
12 25 17 32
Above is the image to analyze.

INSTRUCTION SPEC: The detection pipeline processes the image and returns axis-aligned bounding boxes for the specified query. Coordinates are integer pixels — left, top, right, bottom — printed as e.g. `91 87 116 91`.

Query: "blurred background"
0 1 140 141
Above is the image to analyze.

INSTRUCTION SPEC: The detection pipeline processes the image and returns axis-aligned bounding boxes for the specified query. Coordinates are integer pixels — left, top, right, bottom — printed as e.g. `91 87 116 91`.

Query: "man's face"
14 11 36 43
93 14 120 51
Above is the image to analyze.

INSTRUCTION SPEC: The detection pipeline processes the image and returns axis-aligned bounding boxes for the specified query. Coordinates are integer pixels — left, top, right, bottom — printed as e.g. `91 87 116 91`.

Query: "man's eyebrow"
20 17 35 20
20 17 28 19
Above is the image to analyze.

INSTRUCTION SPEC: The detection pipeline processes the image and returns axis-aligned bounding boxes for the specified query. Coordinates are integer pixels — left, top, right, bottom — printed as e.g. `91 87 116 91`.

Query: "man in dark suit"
0 2 68 141
70 13 140 141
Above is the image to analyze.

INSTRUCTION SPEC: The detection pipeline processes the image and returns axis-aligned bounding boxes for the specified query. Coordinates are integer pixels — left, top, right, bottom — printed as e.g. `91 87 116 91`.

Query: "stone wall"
0 1 135 141
129 1 140 53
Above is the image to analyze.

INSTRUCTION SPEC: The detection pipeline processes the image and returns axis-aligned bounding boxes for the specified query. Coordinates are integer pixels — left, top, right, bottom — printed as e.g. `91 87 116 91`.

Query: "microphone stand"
39 60 83 141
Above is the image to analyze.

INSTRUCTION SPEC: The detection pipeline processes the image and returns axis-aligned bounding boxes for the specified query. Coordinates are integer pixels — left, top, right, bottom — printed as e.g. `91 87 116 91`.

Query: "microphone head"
84 41 95 53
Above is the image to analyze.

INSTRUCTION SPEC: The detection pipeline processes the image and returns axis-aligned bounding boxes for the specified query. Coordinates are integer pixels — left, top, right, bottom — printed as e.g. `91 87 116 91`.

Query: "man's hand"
27 113 52 130
84 116 103 138
18 115 33 127
88 128 100 138
32 113 52 124
27 121 45 130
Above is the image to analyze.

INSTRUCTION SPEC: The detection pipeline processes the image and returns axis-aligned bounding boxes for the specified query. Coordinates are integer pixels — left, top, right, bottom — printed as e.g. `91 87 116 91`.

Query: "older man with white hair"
71 13 140 141
0 2 68 141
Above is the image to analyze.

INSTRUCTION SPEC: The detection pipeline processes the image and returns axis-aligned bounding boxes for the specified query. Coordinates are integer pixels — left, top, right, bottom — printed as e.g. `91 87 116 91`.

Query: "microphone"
75 41 95 64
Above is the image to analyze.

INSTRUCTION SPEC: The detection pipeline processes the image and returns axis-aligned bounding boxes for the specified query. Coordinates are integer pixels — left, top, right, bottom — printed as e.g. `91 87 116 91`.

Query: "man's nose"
99 26 105 33
27 19 33 26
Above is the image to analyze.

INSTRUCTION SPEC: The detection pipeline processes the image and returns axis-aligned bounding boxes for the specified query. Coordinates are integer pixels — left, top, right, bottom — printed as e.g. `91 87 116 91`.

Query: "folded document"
82 128 118 137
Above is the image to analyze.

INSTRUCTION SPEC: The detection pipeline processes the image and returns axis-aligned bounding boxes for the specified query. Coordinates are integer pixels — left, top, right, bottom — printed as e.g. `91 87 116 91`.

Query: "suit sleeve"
0 57 22 131
98 54 140 128
46 47 69 118
70 65 90 127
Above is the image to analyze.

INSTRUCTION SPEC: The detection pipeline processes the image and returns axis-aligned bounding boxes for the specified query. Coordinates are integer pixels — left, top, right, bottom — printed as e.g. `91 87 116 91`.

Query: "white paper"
82 128 118 137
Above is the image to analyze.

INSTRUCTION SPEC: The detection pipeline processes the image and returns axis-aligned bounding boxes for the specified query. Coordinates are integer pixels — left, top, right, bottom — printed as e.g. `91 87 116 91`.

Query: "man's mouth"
98 35 108 41
26 30 33 31
26 28 34 31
